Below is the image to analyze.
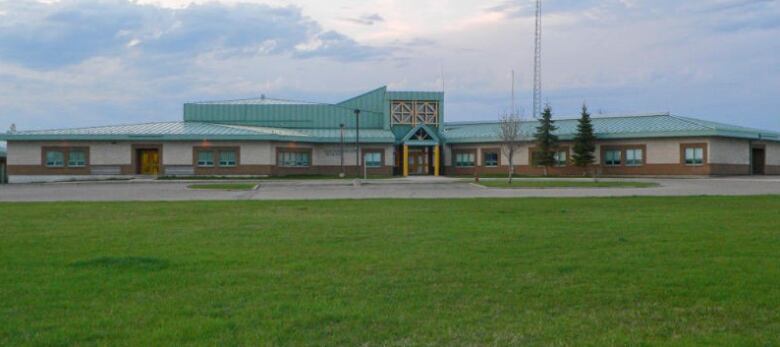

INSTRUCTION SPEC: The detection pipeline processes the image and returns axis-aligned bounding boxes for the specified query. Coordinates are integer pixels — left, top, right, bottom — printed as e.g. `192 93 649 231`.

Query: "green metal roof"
0 122 395 143
183 86 446 133
183 102 386 129
442 114 780 143
191 97 322 105
184 86 395 129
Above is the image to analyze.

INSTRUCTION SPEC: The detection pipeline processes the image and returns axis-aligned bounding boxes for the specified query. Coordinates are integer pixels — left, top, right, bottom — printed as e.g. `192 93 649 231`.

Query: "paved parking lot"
1 176 780 201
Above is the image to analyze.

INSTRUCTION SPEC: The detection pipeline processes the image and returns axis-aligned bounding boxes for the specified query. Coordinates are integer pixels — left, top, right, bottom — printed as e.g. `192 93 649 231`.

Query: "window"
197 151 214 167
483 152 499 167
391 101 438 125
626 149 643 166
685 147 704 165
415 102 438 124
279 151 310 167
554 151 567 167
219 150 236 167
455 152 475 167
46 150 64 167
364 152 382 168
391 102 413 124
604 149 622 166
68 149 86 167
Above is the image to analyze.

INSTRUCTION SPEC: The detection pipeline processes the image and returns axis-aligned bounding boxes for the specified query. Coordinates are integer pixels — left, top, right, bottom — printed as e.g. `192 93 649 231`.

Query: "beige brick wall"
7 141 132 165
709 138 750 165
313 144 393 166
162 142 193 165
765 142 780 166
447 137 736 166
90 143 132 165
7 142 43 165
315 145 356 166
163 141 274 165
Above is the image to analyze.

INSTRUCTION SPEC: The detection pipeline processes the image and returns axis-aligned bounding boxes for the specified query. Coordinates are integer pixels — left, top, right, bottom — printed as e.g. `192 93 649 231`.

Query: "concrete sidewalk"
1 176 779 202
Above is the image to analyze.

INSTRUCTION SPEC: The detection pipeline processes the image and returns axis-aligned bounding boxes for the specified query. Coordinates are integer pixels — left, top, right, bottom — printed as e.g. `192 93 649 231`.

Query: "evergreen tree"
533 105 559 176
572 104 596 174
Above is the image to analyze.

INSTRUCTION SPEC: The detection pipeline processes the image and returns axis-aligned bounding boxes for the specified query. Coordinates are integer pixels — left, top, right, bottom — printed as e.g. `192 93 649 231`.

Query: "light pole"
354 109 360 178
339 123 345 178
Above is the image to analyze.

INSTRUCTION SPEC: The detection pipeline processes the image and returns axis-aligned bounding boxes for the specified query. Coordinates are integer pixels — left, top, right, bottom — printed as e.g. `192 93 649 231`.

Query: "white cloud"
0 0 778 131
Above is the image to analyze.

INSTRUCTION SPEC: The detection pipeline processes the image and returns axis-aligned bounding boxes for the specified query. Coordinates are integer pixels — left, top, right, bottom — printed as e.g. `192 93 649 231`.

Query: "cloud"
294 31 385 61
0 0 384 68
0 0 778 133
341 13 385 26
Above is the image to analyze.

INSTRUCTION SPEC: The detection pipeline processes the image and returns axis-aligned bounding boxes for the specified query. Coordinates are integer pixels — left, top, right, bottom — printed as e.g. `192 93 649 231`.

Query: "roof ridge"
336 86 387 105
444 113 672 126
14 121 184 134
188 96 324 105
565 113 671 121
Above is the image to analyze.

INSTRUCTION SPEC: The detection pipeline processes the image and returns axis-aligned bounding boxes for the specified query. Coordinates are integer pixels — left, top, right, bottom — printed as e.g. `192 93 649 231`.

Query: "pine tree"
572 104 596 175
533 105 559 176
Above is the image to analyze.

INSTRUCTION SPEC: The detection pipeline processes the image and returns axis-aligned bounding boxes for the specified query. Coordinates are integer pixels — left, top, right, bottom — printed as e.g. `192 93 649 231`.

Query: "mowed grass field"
1 197 779 346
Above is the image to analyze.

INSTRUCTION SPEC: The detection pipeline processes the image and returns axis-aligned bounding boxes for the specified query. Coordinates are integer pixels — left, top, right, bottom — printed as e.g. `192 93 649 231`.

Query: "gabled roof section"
401 124 441 146
336 86 387 114
183 87 387 129
0 122 395 143
442 114 780 143
190 97 322 106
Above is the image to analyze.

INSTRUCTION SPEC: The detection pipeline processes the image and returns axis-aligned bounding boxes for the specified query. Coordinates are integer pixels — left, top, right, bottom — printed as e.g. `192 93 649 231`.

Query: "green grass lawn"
478 180 658 188
1 197 779 346
187 183 257 191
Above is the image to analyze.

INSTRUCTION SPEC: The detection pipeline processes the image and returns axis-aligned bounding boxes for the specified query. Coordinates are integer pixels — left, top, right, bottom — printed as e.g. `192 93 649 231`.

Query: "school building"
0 86 778 183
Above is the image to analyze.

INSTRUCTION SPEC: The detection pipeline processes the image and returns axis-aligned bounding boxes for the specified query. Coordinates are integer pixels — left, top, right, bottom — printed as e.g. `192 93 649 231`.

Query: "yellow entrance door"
139 150 160 175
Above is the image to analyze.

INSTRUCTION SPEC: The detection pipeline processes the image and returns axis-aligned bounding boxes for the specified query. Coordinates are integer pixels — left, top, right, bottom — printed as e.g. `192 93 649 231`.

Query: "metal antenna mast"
533 0 542 118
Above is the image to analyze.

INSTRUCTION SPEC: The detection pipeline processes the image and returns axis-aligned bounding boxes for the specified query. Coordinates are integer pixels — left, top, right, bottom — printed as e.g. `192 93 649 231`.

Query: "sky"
0 0 779 132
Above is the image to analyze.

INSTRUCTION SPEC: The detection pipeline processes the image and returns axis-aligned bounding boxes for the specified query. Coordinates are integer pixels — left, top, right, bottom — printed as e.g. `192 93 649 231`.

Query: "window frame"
625 148 644 167
681 144 706 166
603 149 622 167
218 150 237 167
193 147 240 169
482 149 500 168
196 150 215 167
42 147 89 169
67 149 87 167
45 150 65 168
453 150 476 168
277 148 312 168
362 149 384 168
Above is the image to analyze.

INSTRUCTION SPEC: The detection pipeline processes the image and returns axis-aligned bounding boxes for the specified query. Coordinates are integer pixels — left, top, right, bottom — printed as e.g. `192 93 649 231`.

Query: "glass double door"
408 149 429 175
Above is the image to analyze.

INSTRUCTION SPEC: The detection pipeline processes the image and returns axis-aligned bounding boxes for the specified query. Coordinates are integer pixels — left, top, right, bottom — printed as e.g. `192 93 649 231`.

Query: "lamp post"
339 123 345 178
354 109 360 178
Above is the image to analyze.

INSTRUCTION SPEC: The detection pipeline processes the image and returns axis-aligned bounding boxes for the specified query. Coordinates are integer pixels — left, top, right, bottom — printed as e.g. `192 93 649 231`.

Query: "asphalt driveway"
1 176 780 202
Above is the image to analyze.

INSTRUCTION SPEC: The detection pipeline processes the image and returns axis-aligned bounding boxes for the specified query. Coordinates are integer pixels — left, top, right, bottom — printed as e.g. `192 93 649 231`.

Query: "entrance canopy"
401 124 441 146
399 124 441 177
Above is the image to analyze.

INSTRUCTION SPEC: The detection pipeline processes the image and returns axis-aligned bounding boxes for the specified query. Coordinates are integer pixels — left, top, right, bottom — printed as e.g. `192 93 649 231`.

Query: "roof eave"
0 134 395 143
